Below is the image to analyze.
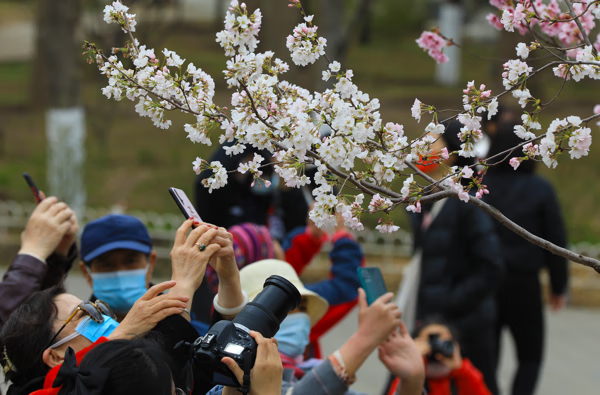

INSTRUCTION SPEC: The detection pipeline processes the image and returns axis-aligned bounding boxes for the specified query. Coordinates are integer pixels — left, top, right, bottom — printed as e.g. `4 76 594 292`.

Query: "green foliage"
371 0 431 42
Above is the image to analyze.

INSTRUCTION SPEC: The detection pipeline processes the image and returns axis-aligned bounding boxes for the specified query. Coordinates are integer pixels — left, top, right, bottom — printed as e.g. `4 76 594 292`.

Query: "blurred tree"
32 0 86 216
32 0 82 108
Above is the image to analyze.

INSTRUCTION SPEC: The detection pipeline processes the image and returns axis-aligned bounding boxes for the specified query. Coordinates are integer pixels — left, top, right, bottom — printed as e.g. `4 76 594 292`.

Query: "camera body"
428 333 454 360
192 275 301 389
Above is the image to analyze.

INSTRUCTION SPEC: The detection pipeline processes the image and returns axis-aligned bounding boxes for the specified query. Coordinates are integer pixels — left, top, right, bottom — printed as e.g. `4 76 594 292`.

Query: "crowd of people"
0 108 568 395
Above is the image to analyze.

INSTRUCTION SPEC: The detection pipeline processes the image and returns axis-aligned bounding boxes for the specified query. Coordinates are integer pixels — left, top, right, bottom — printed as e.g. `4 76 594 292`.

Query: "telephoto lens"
192 275 301 390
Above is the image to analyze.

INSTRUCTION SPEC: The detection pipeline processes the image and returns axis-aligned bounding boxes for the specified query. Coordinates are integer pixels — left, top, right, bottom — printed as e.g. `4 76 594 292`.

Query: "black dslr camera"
192 275 301 391
428 333 454 360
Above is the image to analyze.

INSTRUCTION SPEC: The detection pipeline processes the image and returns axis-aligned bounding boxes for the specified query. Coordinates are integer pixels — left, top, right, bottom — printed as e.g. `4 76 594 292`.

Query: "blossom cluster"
416 31 449 64
89 0 599 235
286 16 327 66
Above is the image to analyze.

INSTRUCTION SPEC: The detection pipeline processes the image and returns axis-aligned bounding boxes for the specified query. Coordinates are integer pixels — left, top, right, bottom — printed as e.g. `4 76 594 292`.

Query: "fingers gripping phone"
357 267 388 305
23 172 43 204
169 187 202 226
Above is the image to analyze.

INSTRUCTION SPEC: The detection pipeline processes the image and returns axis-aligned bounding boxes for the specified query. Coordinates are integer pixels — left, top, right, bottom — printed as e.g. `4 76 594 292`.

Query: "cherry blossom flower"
509 157 521 170
516 43 530 59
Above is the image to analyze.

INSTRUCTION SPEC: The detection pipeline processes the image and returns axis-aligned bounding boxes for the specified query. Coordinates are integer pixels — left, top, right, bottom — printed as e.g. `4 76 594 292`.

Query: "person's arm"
378 323 425 395
0 254 47 325
539 184 569 308
169 220 222 321
210 227 245 319
41 243 79 291
444 206 503 318
449 359 492 395
283 225 328 275
0 197 77 325
335 289 402 379
305 232 363 306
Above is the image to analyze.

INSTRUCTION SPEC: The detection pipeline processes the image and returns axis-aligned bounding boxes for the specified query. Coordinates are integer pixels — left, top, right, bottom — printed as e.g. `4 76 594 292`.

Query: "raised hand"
378 322 425 395
170 219 221 289
19 196 76 260
357 288 403 347
109 281 189 339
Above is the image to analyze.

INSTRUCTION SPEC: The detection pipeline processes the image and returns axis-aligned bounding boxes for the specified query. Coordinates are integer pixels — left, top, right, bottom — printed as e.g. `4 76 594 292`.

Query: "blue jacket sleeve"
305 236 363 306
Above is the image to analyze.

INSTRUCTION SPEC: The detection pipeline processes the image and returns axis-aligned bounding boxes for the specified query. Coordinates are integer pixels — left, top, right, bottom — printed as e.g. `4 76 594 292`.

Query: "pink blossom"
406 201 421 213
461 166 474 178
489 0 508 10
486 13 503 30
458 190 469 203
416 31 449 64
441 147 449 160
475 188 489 199
509 157 521 170
594 105 600 114
430 50 449 64
416 31 445 53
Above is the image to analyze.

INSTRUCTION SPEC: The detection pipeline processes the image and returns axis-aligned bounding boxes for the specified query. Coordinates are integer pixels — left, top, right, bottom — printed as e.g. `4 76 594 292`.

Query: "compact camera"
428 333 454 360
192 275 301 389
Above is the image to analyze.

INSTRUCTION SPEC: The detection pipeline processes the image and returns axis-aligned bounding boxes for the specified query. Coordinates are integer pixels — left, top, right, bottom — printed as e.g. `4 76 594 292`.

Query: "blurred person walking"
484 121 568 395
406 123 503 395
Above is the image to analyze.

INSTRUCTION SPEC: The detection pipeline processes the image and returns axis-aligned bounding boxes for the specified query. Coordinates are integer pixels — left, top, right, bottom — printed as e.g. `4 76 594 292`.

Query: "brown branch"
402 158 600 272
564 0 597 56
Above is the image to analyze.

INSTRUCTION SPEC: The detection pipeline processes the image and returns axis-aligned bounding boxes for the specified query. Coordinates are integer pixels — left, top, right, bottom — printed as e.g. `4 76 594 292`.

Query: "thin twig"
564 0 597 56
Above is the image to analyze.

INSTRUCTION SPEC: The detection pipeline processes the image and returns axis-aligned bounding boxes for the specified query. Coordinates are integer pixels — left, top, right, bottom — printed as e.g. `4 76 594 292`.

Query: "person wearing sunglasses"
34 333 283 395
1 219 245 395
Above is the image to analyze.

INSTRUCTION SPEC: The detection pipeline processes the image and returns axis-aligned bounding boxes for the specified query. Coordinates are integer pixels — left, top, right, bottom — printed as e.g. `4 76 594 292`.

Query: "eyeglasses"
46 300 116 349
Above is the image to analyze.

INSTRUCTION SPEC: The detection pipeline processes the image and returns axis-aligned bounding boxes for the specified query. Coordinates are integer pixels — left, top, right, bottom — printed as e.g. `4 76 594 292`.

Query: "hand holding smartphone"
23 172 43 204
169 187 202 226
357 267 388 305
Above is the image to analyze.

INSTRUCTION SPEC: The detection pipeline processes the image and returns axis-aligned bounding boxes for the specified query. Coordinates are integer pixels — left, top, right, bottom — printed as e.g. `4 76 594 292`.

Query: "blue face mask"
49 315 119 349
91 268 147 313
274 312 311 358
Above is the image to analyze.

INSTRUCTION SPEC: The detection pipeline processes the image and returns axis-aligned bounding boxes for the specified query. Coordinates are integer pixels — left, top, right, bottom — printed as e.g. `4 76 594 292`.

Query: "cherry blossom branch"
564 0 597 56
401 159 600 272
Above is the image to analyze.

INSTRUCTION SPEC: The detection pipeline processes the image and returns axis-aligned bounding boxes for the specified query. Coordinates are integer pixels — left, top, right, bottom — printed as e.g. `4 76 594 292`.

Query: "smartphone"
23 172 43 204
169 187 202 226
357 267 388 305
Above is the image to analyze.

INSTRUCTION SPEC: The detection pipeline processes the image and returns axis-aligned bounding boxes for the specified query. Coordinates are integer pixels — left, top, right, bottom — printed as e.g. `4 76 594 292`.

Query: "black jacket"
410 198 503 330
483 173 568 295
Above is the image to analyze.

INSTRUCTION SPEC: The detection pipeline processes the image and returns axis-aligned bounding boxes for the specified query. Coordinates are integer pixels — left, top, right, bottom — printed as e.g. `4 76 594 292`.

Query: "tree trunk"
33 0 82 109
33 0 87 217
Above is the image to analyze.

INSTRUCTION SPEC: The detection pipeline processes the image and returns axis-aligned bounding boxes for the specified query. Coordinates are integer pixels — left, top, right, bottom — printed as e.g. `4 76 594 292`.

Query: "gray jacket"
205 359 366 395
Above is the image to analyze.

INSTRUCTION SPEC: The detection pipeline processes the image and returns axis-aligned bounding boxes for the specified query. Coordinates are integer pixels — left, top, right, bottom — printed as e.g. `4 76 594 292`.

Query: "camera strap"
238 352 252 394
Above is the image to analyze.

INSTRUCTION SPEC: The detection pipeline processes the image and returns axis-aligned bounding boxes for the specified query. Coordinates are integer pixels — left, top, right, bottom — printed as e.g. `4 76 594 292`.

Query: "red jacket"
29 337 110 395
387 359 490 395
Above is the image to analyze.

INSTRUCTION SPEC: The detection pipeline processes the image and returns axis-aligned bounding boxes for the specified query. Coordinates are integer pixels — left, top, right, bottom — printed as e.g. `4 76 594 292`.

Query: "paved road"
2 271 600 394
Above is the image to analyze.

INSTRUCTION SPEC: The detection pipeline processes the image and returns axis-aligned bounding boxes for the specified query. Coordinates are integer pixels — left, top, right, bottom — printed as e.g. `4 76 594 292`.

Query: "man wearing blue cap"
79 214 157 320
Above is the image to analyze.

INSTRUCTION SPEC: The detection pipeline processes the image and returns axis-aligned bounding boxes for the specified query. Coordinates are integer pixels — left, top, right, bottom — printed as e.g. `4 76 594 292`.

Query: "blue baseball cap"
81 214 152 264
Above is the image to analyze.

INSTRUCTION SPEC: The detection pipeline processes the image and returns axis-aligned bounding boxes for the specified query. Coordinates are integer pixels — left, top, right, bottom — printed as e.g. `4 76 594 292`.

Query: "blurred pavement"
1 271 600 395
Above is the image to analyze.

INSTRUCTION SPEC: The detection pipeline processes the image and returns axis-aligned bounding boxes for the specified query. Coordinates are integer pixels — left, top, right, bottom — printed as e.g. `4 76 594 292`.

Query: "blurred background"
1 0 600 393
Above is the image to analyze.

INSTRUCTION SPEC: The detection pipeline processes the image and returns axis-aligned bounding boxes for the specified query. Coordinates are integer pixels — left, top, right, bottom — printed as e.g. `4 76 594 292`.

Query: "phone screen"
169 188 202 224
357 267 388 305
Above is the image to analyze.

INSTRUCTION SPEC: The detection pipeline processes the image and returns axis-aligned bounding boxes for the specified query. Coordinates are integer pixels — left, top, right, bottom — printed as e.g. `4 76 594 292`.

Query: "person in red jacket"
387 320 491 395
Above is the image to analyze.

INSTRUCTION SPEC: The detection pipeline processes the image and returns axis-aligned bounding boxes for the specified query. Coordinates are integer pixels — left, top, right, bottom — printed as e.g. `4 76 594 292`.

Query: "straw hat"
239 259 329 327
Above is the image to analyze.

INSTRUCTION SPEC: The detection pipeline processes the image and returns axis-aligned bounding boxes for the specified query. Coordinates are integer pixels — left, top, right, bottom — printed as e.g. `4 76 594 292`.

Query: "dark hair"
77 339 174 395
486 121 537 174
413 316 460 343
0 284 66 386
